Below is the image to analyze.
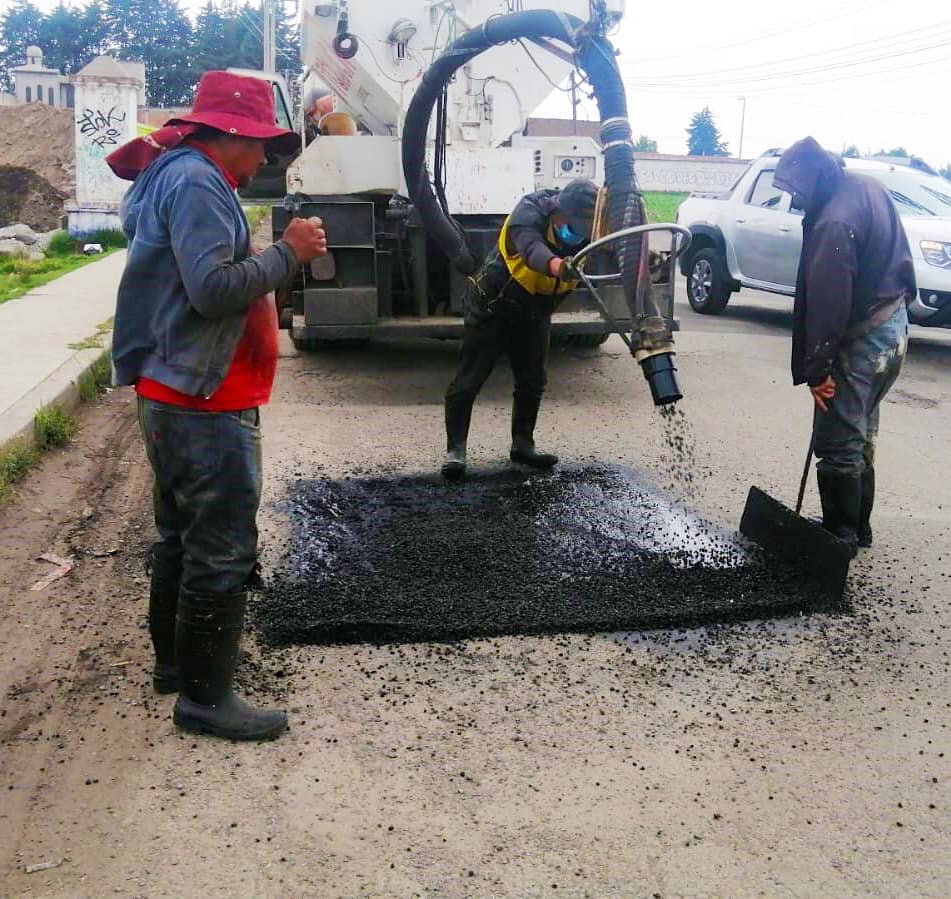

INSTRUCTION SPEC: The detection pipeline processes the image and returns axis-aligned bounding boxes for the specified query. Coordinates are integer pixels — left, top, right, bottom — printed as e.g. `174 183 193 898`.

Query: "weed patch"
0 438 39 502
34 403 76 451
77 352 112 402
69 316 114 351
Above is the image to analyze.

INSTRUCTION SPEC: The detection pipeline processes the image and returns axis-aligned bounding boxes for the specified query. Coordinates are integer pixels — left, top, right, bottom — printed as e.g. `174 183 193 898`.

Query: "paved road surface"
1 281 949 896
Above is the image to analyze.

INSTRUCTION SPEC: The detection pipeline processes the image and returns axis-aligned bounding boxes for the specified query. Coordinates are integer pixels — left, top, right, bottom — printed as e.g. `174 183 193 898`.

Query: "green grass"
69 315 114 351
77 351 112 402
34 403 77 452
1 229 126 306
0 351 111 503
0 438 39 503
244 205 271 233
0 252 114 305
643 191 689 223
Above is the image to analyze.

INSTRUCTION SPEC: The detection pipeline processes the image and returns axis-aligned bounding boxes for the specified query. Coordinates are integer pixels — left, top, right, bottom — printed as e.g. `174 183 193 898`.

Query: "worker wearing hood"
441 179 598 480
774 137 916 553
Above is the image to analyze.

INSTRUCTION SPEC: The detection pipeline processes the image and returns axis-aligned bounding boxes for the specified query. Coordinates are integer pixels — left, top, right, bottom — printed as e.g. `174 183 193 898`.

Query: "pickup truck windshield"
859 168 951 217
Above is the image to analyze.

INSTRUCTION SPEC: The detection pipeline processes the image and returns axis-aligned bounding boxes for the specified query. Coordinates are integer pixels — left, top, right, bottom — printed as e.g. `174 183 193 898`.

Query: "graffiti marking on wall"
77 106 128 148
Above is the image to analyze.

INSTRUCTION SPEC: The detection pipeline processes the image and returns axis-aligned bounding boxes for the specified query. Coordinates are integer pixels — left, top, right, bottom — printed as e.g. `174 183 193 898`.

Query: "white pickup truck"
676 150 951 328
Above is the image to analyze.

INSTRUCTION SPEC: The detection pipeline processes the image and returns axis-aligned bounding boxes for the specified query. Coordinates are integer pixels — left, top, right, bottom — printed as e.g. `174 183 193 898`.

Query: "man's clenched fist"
282 216 328 263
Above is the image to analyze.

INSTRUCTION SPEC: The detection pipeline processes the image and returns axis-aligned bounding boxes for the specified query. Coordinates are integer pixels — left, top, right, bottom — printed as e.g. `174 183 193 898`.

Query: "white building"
11 46 73 108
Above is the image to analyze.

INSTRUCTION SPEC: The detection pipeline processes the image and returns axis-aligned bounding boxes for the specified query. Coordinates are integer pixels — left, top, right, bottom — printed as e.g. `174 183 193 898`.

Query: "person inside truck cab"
441 179 598 480
774 136 915 554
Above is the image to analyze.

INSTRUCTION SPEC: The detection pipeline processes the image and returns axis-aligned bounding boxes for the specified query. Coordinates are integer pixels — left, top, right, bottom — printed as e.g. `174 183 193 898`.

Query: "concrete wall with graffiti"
74 80 138 206
633 154 750 194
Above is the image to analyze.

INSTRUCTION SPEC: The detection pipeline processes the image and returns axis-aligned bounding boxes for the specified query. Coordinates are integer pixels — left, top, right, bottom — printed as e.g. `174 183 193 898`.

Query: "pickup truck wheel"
686 249 731 315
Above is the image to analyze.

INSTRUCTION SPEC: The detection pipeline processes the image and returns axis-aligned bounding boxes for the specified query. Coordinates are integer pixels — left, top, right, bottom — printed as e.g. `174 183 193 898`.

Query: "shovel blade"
740 486 851 600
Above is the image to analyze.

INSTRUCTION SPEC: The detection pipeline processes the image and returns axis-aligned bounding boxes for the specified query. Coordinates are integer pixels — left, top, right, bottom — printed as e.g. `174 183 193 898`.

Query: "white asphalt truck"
246 0 685 405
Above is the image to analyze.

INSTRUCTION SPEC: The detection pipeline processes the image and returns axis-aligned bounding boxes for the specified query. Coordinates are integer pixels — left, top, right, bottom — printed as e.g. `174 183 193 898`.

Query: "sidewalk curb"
0 339 112 453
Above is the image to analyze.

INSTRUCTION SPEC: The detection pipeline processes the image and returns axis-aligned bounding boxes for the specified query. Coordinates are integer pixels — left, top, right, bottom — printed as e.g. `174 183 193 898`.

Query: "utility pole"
737 96 747 159
263 0 277 73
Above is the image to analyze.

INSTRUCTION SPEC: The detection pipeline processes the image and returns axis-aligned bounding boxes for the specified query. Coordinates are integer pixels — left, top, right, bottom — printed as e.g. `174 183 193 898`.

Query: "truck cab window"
747 170 784 210
273 83 292 131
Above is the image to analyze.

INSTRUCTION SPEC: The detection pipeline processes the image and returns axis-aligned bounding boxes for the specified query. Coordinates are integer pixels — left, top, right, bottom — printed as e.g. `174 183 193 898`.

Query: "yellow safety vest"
498 216 579 297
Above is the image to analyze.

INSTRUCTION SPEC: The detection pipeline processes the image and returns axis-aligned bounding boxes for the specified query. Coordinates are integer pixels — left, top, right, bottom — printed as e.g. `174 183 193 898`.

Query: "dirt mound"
0 104 75 194
0 166 66 230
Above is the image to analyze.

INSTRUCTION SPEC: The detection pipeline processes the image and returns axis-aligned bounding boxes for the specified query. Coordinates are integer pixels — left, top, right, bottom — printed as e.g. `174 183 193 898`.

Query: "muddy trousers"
812 303 907 546
812 303 908 477
137 397 263 671
444 313 551 452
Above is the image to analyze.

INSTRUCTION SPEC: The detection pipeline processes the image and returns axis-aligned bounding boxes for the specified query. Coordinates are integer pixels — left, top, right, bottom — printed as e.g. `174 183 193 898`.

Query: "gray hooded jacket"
774 137 916 385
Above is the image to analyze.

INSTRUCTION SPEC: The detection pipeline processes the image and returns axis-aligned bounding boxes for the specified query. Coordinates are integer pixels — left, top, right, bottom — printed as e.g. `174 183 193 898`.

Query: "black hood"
774 137 845 213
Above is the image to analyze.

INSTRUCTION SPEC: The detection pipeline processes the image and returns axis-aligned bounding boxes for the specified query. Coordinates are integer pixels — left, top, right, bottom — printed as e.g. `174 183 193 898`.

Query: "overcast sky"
17 0 951 168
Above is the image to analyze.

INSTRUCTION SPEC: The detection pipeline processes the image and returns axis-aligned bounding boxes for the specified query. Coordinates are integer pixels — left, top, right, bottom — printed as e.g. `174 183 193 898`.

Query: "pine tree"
685 107 729 157
634 135 658 153
104 0 194 106
842 144 861 158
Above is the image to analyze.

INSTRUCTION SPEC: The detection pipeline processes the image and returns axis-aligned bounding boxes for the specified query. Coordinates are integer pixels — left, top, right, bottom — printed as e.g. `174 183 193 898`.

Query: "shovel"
739 439 852 599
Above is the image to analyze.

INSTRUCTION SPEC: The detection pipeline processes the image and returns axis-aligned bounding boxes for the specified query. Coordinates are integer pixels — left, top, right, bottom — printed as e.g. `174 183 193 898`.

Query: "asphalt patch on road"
254 465 844 646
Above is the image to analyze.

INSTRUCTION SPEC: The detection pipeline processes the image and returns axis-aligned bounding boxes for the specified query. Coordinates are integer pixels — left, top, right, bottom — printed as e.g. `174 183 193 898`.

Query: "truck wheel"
686 249 731 315
552 333 611 350
569 333 610 349
291 335 325 353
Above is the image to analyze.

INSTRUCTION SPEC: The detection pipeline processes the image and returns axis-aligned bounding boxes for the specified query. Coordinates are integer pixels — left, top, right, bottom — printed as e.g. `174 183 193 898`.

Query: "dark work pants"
444 312 552 450
137 396 263 595
813 303 908 475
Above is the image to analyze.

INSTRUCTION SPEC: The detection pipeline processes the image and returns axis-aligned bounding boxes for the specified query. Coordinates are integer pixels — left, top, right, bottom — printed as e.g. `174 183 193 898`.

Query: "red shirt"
136 142 279 411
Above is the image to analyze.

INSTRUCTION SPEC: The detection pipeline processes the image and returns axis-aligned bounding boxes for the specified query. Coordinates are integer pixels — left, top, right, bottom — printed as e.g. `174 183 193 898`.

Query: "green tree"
686 106 729 157
634 135 658 153
104 0 194 106
38 2 110 75
842 144 861 158
0 0 43 92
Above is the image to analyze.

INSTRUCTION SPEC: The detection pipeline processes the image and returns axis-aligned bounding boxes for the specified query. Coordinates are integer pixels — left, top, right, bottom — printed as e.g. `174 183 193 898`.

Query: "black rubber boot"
817 469 862 558
148 559 180 694
172 589 287 741
441 447 467 481
859 465 875 548
443 394 473 480
510 394 558 470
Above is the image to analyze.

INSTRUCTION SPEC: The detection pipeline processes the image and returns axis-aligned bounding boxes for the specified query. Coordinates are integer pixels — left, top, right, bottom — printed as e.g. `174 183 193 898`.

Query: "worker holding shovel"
774 137 916 554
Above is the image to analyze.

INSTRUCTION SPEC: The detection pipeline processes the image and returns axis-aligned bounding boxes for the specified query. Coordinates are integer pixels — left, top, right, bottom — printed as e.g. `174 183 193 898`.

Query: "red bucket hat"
166 70 300 155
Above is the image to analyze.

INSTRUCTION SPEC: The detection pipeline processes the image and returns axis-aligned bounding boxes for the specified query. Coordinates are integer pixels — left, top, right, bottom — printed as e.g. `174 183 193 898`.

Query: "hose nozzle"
637 349 682 406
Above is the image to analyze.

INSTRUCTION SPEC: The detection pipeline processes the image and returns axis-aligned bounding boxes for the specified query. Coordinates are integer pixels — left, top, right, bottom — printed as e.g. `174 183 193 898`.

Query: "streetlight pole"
738 96 747 159
263 0 276 73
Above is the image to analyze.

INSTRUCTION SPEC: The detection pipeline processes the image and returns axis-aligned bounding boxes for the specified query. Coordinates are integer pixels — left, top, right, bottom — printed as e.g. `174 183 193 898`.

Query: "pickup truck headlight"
921 240 951 269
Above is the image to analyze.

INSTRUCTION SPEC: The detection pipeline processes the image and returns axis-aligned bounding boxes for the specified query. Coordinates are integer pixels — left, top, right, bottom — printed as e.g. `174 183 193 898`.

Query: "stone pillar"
66 58 144 238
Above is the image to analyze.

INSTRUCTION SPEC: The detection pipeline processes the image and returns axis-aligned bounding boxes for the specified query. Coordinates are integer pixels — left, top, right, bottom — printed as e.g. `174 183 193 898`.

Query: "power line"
627 22 951 87
627 46 951 95
633 0 894 62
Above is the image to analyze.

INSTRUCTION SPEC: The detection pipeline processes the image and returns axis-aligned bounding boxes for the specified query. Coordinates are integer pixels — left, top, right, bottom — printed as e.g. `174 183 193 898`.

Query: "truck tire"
291 335 325 353
553 333 611 350
686 248 732 315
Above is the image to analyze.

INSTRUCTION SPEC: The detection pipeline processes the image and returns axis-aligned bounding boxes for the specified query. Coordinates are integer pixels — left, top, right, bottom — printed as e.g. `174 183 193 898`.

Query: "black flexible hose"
402 10 582 275
400 9 680 403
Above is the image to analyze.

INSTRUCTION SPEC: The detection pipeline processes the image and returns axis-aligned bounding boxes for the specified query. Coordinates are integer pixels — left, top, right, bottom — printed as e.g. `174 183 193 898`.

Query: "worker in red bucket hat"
110 71 328 742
